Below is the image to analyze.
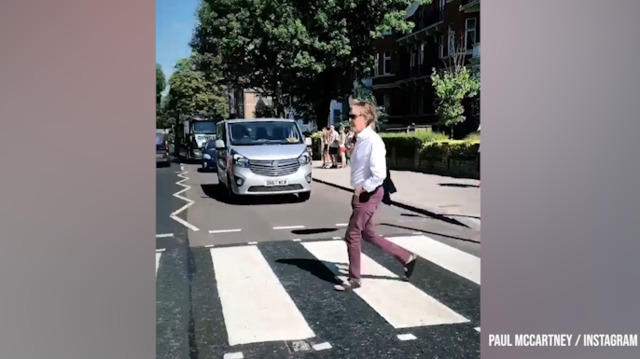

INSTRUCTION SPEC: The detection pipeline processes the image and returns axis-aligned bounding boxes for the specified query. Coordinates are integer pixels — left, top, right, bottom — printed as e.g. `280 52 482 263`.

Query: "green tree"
191 0 428 127
156 64 167 128
164 57 229 124
430 36 480 136
156 64 166 105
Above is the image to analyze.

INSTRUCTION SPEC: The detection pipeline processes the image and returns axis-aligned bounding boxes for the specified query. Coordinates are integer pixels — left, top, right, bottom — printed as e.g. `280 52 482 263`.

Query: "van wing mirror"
305 137 312 146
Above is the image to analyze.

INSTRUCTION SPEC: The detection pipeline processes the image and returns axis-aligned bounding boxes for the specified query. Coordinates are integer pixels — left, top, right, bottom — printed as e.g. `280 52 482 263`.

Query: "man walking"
335 99 417 291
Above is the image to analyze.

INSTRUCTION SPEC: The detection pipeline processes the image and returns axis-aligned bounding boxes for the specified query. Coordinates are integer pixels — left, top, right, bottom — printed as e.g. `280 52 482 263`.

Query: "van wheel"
298 192 311 201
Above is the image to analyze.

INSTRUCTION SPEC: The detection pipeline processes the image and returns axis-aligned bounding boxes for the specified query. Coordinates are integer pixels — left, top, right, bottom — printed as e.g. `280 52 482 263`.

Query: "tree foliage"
191 0 428 127
156 64 166 105
163 57 229 124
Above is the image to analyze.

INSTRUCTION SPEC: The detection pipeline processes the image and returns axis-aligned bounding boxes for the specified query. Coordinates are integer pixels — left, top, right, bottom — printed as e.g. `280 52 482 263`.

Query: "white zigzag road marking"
170 171 199 231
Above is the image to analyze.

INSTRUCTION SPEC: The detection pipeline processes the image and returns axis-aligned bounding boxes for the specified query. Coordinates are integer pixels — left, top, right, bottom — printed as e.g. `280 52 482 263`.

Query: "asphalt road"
156 161 481 359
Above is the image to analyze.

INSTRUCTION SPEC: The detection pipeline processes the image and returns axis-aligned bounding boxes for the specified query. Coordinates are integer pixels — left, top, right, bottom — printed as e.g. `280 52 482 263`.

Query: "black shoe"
403 255 417 280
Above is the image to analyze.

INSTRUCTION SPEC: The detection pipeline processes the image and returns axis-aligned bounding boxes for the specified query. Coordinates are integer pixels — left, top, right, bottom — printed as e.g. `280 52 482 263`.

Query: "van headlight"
232 153 249 167
298 152 311 165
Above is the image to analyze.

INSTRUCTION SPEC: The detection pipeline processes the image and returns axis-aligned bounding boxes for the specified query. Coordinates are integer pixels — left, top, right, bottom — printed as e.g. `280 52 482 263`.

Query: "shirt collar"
357 125 375 139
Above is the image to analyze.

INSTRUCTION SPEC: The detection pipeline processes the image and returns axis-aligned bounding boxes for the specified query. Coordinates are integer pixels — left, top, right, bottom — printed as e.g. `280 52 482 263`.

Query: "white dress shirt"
350 126 387 193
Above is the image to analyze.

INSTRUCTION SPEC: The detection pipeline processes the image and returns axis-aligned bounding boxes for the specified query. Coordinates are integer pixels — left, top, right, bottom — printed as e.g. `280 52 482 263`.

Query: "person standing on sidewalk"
334 99 417 292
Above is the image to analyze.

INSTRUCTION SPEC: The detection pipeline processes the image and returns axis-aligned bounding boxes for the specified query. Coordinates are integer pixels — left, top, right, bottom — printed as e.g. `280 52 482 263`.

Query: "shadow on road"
197 167 217 174
438 183 479 188
378 222 480 244
276 258 339 284
200 184 304 205
276 258 403 284
401 213 426 218
291 228 337 235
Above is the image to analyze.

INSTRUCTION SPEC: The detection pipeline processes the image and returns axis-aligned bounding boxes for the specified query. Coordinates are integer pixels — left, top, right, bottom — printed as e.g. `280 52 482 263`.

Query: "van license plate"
265 179 288 186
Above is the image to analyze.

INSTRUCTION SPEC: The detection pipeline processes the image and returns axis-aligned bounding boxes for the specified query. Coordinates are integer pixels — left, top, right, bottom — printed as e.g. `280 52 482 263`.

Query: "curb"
311 177 472 229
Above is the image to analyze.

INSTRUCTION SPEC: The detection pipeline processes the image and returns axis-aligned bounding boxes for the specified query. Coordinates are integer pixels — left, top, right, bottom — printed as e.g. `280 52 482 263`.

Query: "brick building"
370 0 480 133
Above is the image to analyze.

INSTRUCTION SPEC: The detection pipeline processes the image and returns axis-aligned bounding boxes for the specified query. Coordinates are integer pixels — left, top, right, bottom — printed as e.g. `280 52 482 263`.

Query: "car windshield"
228 121 302 146
194 121 216 133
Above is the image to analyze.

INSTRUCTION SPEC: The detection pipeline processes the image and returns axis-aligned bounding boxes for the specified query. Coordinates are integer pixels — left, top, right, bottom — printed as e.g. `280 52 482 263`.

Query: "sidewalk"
311 161 481 230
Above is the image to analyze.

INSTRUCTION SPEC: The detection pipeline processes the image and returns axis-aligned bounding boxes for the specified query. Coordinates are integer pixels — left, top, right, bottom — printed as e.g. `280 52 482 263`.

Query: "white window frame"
465 18 477 51
438 35 444 59
383 52 391 74
419 42 425 66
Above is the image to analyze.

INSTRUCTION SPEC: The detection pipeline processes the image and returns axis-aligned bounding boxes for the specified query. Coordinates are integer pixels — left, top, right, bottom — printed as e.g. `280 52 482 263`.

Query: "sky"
156 0 200 87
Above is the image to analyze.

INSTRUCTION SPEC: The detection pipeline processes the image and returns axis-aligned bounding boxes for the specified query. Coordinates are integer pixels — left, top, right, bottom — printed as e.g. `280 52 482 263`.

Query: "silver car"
215 118 313 201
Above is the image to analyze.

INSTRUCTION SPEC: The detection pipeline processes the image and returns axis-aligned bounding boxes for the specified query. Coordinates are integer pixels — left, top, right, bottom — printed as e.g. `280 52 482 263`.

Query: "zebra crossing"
156 234 481 359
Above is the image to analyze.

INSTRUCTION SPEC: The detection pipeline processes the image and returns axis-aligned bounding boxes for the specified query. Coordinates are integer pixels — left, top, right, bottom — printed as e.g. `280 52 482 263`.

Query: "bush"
463 131 480 143
380 131 450 158
442 140 480 160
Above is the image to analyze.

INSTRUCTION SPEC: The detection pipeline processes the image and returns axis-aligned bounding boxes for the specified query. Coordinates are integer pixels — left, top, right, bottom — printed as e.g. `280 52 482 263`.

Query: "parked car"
201 139 217 171
156 132 170 167
214 118 313 201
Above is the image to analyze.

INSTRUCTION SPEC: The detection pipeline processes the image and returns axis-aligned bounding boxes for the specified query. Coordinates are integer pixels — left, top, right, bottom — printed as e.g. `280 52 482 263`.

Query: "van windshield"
228 121 302 146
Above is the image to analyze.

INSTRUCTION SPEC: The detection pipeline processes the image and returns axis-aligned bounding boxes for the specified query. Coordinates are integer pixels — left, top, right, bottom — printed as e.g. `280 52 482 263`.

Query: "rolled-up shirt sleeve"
362 138 387 193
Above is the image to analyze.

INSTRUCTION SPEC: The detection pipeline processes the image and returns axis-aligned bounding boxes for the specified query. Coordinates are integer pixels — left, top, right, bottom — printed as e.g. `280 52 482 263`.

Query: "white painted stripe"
475 327 480 332
465 218 481 226
387 235 481 285
247 241 257 245
156 233 173 238
412 232 423 235
204 244 214 248
397 333 417 341
332 236 342 240
209 229 242 234
302 240 469 329
210 246 315 346
156 248 166 252
312 342 332 351
273 225 305 230
170 171 200 231
292 238 301 242
155 253 161 276
335 223 348 227
223 352 243 359
170 214 199 232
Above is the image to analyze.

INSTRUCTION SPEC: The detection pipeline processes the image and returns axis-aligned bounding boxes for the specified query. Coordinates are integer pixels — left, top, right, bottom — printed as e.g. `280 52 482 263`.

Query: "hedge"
308 130 480 162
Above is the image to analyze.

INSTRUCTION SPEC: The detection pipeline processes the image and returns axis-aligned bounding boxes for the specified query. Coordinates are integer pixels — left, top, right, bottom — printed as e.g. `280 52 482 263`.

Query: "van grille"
249 158 299 177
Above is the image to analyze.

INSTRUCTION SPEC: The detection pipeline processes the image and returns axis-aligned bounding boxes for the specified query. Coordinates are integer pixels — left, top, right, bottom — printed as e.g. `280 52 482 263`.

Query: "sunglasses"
348 114 362 120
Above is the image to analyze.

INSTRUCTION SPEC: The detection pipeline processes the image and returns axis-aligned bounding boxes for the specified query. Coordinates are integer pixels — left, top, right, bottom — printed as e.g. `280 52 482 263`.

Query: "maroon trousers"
345 187 412 281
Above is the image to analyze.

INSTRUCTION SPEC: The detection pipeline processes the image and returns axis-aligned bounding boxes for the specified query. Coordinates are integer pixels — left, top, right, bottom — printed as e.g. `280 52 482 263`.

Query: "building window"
419 42 425 66
438 36 444 59
448 26 456 57
383 93 391 113
438 0 445 21
374 53 379 76
409 47 415 69
465 18 477 51
377 53 383 75
383 52 391 74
